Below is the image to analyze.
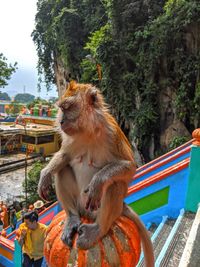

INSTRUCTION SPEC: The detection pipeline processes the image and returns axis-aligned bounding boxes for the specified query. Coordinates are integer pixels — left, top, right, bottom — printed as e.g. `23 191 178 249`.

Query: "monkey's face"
58 96 82 135
57 81 104 136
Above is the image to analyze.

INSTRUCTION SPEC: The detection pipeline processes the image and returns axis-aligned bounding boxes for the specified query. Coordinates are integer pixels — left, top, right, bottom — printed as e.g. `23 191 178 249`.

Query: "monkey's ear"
63 80 77 98
89 88 98 105
69 80 77 90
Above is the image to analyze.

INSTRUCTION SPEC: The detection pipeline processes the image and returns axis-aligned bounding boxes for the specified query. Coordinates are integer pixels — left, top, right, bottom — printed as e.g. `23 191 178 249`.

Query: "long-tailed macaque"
38 81 154 267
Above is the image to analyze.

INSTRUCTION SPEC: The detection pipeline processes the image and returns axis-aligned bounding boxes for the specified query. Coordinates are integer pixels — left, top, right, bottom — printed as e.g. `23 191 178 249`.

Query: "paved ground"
0 153 31 204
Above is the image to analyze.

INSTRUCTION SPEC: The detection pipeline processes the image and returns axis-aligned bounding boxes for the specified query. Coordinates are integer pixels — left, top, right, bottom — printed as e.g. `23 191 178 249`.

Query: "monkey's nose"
60 119 64 125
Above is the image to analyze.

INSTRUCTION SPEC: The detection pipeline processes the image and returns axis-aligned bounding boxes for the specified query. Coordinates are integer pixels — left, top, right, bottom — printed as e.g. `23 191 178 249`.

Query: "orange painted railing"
128 158 190 195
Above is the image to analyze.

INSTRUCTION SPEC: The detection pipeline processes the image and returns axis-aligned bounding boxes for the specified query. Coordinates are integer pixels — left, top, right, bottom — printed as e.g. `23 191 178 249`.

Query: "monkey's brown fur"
38 81 154 266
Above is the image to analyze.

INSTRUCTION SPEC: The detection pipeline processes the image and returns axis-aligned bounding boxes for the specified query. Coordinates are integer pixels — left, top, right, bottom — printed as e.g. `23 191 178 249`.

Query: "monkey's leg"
55 166 81 248
77 181 127 250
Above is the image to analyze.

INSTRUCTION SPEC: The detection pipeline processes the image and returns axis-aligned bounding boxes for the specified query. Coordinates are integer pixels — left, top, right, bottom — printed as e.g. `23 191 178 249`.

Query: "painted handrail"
128 158 190 195
136 139 193 173
133 146 190 181
0 236 14 251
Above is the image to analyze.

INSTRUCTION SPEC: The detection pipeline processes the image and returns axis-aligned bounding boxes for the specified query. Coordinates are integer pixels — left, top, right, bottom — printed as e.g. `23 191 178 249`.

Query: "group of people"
0 199 46 234
0 199 47 267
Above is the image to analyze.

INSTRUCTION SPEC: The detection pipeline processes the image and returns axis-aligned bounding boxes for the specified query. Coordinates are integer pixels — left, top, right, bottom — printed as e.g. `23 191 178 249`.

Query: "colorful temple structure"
0 107 59 156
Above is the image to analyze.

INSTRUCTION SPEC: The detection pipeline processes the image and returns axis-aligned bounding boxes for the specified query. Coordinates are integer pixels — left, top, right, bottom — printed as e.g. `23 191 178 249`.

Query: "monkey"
38 81 154 267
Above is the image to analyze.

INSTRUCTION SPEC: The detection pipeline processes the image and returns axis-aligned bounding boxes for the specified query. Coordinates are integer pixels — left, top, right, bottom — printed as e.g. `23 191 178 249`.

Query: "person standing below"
33 200 45 214
10 209 18 231
28 204 34 212
0 204 9 228
21 205 28 219
0 216 3 233
17 210 47 267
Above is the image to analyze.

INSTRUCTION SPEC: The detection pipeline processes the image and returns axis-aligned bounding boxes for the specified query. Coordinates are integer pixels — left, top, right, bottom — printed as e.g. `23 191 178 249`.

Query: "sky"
0 0 57 99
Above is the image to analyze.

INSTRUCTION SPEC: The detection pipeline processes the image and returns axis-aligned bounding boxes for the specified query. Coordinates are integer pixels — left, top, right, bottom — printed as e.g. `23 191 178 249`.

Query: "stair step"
155 209 185 266
162 212 195 267
153 219 175 263
137 216 168 267
137 209 196 266
179 205 200 267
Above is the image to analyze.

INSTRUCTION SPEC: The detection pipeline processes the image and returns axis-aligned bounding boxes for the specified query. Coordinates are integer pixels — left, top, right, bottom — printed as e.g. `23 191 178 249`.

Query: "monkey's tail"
122 204 155 267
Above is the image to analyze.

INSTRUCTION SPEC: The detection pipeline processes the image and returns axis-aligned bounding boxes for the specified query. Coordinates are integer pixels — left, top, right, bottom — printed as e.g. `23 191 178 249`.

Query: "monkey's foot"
77 223 101 250
61 215 81 248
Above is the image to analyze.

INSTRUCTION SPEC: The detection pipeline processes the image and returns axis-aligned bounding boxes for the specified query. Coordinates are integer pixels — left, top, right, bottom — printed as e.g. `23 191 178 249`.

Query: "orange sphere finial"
192 128 200 146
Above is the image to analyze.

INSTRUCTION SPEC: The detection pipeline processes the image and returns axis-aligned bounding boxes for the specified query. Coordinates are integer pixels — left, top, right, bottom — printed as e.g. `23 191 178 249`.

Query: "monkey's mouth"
60 120 68 131
60 120 76 135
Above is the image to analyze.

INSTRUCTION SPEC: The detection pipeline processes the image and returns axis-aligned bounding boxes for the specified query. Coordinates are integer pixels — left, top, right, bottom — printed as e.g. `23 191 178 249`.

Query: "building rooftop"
0 123 58 136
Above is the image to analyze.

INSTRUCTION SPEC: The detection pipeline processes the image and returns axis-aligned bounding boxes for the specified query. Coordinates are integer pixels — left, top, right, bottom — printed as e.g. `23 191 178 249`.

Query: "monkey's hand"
38 168 53 201
84 180 103 211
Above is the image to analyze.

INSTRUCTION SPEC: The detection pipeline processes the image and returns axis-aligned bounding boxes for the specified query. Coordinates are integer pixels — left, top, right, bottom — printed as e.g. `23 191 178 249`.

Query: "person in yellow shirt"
17 210 47 267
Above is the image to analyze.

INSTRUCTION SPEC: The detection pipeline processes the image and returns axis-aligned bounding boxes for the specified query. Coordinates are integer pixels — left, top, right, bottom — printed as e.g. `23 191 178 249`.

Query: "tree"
32 0 107 88
14 93 35 103
0 91 11 101
22 161 56 204
0 53 17 87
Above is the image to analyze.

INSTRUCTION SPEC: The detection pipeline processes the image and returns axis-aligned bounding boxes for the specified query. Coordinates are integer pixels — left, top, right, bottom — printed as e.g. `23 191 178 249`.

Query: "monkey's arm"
38 151 70 201
85 160 135 211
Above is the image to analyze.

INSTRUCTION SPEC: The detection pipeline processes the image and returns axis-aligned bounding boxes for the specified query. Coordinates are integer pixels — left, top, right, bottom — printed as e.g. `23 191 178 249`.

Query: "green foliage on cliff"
32 0 106 89
33 0 200 160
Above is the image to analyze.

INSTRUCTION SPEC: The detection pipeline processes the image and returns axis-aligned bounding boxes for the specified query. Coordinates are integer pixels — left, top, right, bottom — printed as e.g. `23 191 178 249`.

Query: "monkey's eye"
60 97 75 111
89 89 98 105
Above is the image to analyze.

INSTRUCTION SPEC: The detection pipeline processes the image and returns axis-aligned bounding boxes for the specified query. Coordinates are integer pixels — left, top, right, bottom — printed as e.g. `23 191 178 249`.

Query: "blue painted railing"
126 159 190 224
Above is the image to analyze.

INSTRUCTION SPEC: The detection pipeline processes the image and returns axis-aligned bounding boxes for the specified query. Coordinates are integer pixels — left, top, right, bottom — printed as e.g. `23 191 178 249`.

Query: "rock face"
158 86 191 151
53 24 199 164
160 121 191 151
54 67 192 163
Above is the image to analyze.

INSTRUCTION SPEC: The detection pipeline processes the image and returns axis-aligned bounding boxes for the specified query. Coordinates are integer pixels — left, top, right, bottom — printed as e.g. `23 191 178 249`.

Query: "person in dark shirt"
10 209 17 231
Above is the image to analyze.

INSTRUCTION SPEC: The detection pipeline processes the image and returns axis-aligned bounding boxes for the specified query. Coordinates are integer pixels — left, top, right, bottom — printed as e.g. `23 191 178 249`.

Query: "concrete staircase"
137 207 200 267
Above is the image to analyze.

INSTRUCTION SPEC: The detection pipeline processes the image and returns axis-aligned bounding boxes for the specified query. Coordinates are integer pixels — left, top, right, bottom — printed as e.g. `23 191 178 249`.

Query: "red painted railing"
128 158 190 195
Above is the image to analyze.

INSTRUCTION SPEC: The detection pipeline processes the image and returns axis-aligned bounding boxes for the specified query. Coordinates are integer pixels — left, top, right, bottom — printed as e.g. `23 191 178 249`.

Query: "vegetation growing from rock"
33 0 200 162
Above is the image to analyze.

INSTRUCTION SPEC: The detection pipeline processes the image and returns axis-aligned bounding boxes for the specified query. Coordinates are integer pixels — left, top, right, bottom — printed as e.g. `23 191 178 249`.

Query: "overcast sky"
0 0 57 99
